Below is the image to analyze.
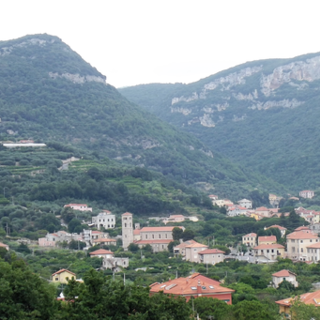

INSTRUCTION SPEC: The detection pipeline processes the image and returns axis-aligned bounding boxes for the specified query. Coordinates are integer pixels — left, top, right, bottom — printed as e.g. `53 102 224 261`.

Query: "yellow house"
250 212 261 221
52 269 76 284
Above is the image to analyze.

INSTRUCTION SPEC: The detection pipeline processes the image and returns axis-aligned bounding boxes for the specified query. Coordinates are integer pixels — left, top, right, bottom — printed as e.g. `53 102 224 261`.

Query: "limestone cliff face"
261 56 320 96
48 72 106 85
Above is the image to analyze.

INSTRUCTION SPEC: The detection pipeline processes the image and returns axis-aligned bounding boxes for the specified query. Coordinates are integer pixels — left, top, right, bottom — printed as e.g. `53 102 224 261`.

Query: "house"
253 244 285 260
92 238 117 246
255 207 272 218
185 242 208 263
89 249 114 258
163 215 185 225
173 240 199 256
213 199 233 207
272 270 298 288
38 230 82 247
265 225 287 237
92 211 116 230
135 226 184 252
286 231 319 260
242 233 257 247
227 205 248 217
269 194 282 207
208 194 218 201
258 235 277 245
307 242 320 262
64 203 92 212
299 190 315 199
198 249 225 265
238 199 252 209
102 257 129 272
0 242 9 250
295 226 310 232
149 273 234 304
275 289 320 316
51 269 76 284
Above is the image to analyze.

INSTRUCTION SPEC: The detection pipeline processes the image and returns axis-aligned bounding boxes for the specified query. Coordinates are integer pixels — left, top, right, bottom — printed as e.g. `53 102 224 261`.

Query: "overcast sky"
1 0 320 88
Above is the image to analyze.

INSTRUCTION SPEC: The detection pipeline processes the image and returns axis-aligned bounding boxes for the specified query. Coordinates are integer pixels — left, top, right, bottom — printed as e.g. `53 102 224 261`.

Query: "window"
301 240 303 243
55 278 59 281
310 240 313 242
301 248 303 252
159 234 161 239
152 235 155 239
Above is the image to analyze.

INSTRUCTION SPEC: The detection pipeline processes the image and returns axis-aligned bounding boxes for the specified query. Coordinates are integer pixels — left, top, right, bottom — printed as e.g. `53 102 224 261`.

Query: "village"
1 188 320 317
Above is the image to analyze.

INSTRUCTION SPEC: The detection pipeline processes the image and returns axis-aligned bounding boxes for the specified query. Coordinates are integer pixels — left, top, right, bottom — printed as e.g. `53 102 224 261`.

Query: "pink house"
64 203 92 212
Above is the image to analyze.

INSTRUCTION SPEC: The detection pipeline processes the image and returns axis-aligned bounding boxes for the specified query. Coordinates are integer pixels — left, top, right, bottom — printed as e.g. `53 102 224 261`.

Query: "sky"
0 0 320 88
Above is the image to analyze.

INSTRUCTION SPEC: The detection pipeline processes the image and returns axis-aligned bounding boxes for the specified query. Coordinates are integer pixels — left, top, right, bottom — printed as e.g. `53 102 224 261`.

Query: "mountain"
119 53 320 191
0 34 283 198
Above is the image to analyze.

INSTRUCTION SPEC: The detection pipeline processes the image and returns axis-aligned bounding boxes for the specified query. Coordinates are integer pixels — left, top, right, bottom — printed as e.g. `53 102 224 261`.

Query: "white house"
272 270 298 288
64 203 92 212
92 211 116 230
299 190 315 199
238 199 252 209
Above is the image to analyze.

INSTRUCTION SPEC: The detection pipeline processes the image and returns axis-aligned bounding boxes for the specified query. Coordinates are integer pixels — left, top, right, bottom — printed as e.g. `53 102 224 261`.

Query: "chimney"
197 279 202 297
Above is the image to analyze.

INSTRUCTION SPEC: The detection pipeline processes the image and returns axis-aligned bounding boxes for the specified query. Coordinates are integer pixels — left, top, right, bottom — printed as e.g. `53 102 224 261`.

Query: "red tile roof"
0 242 8 248
122 212 132 216
133 229 141 235
199 249 225 255
92 238 116 243
92 231 103 234
287 231 318 240
174 240 197 249
150 273 234 296
256 207 269 211
306 242 320 249
272 269 296 277
52 269 76 276
89 249 113 255
276 289 320 307
295 226 310 231
258 235 276 242
185 243 208 249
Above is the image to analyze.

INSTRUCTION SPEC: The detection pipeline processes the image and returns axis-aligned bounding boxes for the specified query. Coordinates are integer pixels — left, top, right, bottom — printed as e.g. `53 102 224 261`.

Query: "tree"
128 243 139 253
68 240 86 250
172 227 183 240
168 240 179 253
233 300 275 320
182 229 195 241
290 297 320 320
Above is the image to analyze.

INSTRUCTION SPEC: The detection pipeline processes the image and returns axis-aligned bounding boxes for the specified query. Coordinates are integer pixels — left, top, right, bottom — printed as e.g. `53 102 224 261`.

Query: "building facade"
122 212 134 249
242 233 257 247
287 231 319 260
198 249 225 265
92 211 116 230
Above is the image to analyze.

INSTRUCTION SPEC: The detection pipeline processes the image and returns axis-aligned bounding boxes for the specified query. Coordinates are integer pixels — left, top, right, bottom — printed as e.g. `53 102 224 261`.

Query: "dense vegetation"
120 52 320 191
0 33 286 199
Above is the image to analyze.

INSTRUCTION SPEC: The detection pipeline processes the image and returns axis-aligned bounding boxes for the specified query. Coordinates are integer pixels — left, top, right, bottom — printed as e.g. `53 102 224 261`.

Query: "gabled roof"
266 225 287 230
185 243 208 249
199 249 225 255
306 242 320 249
258 235 276 242
174 240 197 249
287 231 318 239
89 249 113 255
243 233 257 237
295 226 310 231
52 269 76 276
276 289 320 307
272 269 296 278
122 212 132 216
149 273 234 296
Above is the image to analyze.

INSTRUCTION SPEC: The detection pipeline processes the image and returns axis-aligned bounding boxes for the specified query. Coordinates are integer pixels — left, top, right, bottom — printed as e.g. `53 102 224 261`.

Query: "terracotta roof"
93 238 116 243
295 226 310 231
267 225 287 230
0 242 8 248
287 231 318 240
256 207 269 211
173 240 197 249
276 289 320 307
306 242 320 249
199 249 225 255
272 269 296 277
52 269 76 276
92 231 103 234
258 235 276 242
243 233 257 237
122 212 132 216
253 244 285 250
89 249 113 255
150 273 234 296
135 239 172 244
133 229 141 235
140 226 183 232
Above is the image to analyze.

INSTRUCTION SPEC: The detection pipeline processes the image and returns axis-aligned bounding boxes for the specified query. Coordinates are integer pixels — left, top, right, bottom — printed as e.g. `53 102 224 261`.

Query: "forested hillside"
120 52 320 191
0 34 285 197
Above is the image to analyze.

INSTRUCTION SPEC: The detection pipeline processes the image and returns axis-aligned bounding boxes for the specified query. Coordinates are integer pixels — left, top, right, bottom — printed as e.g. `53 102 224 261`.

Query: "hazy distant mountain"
120 53 320 191
0 34 282 198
